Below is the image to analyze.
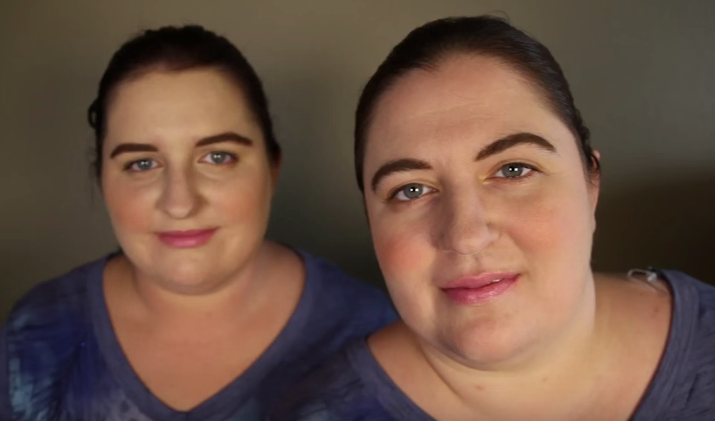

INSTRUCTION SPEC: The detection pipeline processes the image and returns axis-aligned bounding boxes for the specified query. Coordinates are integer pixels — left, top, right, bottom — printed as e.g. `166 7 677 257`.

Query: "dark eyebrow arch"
109 143 157 158
110 131 253 159
368 132 555 193
476 132 556 161
371 158 432 193
195 131 253 148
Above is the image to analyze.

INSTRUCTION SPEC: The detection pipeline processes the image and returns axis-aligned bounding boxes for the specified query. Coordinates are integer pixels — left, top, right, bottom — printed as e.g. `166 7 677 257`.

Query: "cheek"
369 208 433 294
369 206 441 336
502 180 595 268
102 179 156 234
212 171 273 227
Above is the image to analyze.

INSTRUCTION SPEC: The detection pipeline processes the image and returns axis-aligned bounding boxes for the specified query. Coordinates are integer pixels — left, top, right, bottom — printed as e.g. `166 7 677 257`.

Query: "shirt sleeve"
0 324 12 420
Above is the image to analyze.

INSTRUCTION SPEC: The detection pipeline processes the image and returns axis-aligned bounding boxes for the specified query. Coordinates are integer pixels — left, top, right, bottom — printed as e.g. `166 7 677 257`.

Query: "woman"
273 16 715 420
0 25 395 420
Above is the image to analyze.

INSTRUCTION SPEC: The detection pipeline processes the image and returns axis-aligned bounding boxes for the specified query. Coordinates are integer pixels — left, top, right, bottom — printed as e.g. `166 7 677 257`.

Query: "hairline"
358 51 589 185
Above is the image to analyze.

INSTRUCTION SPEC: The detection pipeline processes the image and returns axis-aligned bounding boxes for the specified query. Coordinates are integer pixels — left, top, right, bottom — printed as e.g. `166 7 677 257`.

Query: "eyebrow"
475 132 556 161
370 158 432 192
109 131 254 158
369 132 556 192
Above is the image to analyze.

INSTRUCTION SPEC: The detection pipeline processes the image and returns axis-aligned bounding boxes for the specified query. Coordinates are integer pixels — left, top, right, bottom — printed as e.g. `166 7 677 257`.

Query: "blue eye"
392 183 435 201
125 159 158 172
494 163 534 179
202 151 236 165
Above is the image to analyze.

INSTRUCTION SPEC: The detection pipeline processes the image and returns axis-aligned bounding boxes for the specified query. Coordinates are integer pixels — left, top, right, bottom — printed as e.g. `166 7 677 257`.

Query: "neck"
113 243 274 332
422 324 611 418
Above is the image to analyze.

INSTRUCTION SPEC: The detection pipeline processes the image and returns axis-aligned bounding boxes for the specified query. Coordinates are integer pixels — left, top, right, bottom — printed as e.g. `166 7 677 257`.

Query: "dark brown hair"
88 25 280 179
354 15 599 191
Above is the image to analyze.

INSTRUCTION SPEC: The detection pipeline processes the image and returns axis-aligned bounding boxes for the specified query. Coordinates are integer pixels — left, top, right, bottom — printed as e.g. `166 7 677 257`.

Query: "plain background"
1 0 714 323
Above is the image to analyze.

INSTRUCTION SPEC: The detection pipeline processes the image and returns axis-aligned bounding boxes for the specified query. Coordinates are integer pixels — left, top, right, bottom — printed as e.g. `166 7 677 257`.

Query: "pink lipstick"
441 273 518 305
157 228 218 248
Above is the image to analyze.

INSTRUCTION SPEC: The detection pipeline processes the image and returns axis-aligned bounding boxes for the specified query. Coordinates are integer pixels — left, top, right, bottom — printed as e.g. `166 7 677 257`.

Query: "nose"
157 166 203 219
435 190 497 256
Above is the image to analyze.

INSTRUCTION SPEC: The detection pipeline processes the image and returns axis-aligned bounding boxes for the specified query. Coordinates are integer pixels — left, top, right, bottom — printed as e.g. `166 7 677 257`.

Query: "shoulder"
4 257 106 334
663 269 715 362
300 250 398 328
649 270 715 417
3 256 108 367
271 341 393 421
662 269 715 333
267 249 397 382
1 257 108 419
302 251 385 297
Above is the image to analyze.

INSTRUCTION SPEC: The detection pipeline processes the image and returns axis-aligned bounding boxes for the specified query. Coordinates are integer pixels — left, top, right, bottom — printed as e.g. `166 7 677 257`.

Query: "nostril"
159 176 201 219
439 216 495 256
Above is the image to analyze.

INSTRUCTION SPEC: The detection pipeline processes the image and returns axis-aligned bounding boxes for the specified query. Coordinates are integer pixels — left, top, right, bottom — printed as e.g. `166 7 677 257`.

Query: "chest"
115 325 271 411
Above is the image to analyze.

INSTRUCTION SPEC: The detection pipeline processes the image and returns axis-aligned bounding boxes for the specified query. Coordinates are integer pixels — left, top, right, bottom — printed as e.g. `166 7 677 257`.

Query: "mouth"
156 228 218 248
440 273 519 305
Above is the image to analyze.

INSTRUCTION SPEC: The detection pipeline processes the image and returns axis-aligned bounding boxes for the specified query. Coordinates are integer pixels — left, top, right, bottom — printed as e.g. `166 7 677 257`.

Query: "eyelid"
199 150 238 164
387 182 415 200
490 162 538 179
123 158 161 172
388 183 437 202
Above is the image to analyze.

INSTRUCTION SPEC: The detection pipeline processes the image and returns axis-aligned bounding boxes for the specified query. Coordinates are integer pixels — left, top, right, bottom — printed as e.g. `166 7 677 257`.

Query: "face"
363 55 600 367
101 68 278 294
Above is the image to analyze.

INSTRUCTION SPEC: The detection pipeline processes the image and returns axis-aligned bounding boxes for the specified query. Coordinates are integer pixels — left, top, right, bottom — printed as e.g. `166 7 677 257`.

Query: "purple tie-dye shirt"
0 250 397 421
271 270 715 421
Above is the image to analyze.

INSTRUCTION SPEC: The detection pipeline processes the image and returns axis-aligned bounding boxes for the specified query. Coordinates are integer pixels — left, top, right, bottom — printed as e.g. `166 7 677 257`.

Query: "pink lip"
441 273 519 305
156 228 218 248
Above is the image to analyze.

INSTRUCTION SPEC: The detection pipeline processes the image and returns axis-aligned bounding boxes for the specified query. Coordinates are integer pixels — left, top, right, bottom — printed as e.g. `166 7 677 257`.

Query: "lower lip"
442 276 518 305
157 229 218 248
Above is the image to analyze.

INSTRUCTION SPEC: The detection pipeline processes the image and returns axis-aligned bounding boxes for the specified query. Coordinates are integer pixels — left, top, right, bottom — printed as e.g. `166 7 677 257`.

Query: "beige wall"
1 0 714 322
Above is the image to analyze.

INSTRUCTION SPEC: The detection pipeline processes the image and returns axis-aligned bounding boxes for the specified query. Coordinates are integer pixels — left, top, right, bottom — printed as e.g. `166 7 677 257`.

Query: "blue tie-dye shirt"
0 250 397 421
271 270 715 421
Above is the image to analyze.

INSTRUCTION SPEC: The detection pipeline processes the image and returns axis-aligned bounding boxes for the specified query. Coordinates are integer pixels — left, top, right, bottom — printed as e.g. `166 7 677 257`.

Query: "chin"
431 317 541 370
158 266 225 294
451 339 533 369
122 237 251 294
142 251 227 293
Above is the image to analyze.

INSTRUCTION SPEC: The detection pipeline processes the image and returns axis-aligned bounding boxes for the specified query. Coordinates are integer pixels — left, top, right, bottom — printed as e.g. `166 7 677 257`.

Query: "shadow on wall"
0 192 115 325
263 51 388 290
593 173 715 283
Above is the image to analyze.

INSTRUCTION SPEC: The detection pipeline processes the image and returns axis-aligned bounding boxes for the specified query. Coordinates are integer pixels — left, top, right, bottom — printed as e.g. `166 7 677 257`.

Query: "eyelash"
122 151 238 172
200 151 238 165
491 162 537 180
388 183 437 202
123 158 157 172
387 162 539 202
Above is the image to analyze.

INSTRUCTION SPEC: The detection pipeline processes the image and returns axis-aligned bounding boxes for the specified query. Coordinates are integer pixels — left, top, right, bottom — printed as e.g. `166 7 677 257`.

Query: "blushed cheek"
216 175 273 235
104 184 155 237
516 202 571 250
372 219 431 289
224 188 267 226
509 187 595 297
371 218 440 336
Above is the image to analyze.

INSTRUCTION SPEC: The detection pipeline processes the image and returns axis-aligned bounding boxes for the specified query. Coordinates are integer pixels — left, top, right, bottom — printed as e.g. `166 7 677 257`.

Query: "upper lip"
441 272 518 290
157 228 218 237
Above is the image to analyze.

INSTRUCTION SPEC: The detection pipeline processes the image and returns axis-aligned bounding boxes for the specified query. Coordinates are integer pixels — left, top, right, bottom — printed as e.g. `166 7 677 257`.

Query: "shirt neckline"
350 269 696 421
348 339 436 421
629 269 698 420
87 249 317 421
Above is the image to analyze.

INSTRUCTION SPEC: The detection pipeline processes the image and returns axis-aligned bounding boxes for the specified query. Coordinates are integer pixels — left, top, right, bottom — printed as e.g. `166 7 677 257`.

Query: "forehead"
105 68 262 144
365 55 571 158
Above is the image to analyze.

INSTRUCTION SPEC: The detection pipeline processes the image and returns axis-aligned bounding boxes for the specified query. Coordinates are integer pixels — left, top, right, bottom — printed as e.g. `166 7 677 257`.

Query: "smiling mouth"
156 228 218 248
441 274 519 305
